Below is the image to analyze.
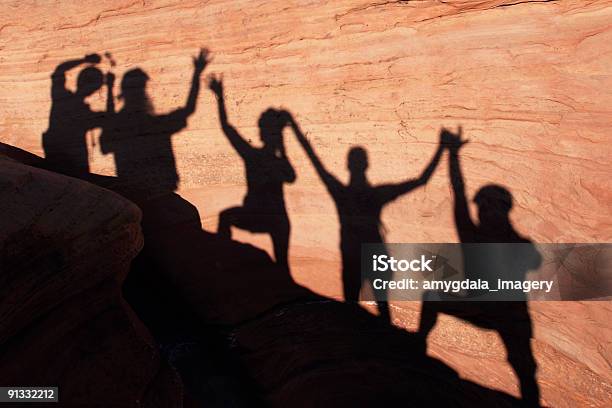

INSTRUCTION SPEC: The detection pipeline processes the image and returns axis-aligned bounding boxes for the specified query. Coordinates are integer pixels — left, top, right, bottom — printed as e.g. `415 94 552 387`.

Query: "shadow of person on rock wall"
287 112 444 324
42 53 112 176
208 74 296 273
418 127 541 407
99 49 210 196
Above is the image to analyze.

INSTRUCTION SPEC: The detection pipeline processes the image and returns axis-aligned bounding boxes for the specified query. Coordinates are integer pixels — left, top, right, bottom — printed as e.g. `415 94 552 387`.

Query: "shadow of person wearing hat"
418 127 542 407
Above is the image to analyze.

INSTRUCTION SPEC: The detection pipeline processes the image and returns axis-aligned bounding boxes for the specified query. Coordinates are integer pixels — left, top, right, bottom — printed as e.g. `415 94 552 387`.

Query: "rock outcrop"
0 152 182 407
118 190 525 407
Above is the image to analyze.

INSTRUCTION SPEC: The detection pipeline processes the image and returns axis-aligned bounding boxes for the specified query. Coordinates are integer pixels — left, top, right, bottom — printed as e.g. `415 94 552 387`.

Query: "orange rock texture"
1 1 611 406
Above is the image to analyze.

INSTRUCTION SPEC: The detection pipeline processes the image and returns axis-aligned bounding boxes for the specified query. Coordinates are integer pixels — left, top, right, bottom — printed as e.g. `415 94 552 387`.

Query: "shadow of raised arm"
443 126 475 240
184 48 210 116
51 54 101 100
288 113 342 196
376 134 445 205
209 74 253 158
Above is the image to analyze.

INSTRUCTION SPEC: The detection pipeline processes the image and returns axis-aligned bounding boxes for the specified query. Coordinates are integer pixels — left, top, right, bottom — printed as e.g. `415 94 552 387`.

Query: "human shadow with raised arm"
288 113 444 323
99 49 210 196
418 127 542 407
209 75 296 272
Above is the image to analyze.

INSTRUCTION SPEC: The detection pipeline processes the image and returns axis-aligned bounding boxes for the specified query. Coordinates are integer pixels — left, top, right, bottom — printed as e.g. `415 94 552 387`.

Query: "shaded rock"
117 189 522 407
0 154 182 407
231 300 521 407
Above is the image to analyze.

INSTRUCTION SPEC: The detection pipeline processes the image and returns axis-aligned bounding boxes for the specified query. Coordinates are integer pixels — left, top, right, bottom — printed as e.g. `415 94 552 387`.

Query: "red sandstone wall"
1 1 610 406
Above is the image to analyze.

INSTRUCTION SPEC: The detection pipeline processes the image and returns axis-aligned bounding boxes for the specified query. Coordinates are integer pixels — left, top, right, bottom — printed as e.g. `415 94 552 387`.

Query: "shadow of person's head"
258 108 288 152
76 67 104 98
347 146 368 182
474 184 513 228
119 68 152 113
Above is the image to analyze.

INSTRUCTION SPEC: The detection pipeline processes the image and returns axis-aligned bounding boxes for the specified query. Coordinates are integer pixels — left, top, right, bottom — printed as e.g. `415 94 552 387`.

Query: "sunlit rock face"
0 1 610 406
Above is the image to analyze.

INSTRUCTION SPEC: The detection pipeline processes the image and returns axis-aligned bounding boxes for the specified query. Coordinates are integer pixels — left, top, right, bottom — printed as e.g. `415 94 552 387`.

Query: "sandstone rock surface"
120 191 525 407
1 1 611 406
0 153 182 407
